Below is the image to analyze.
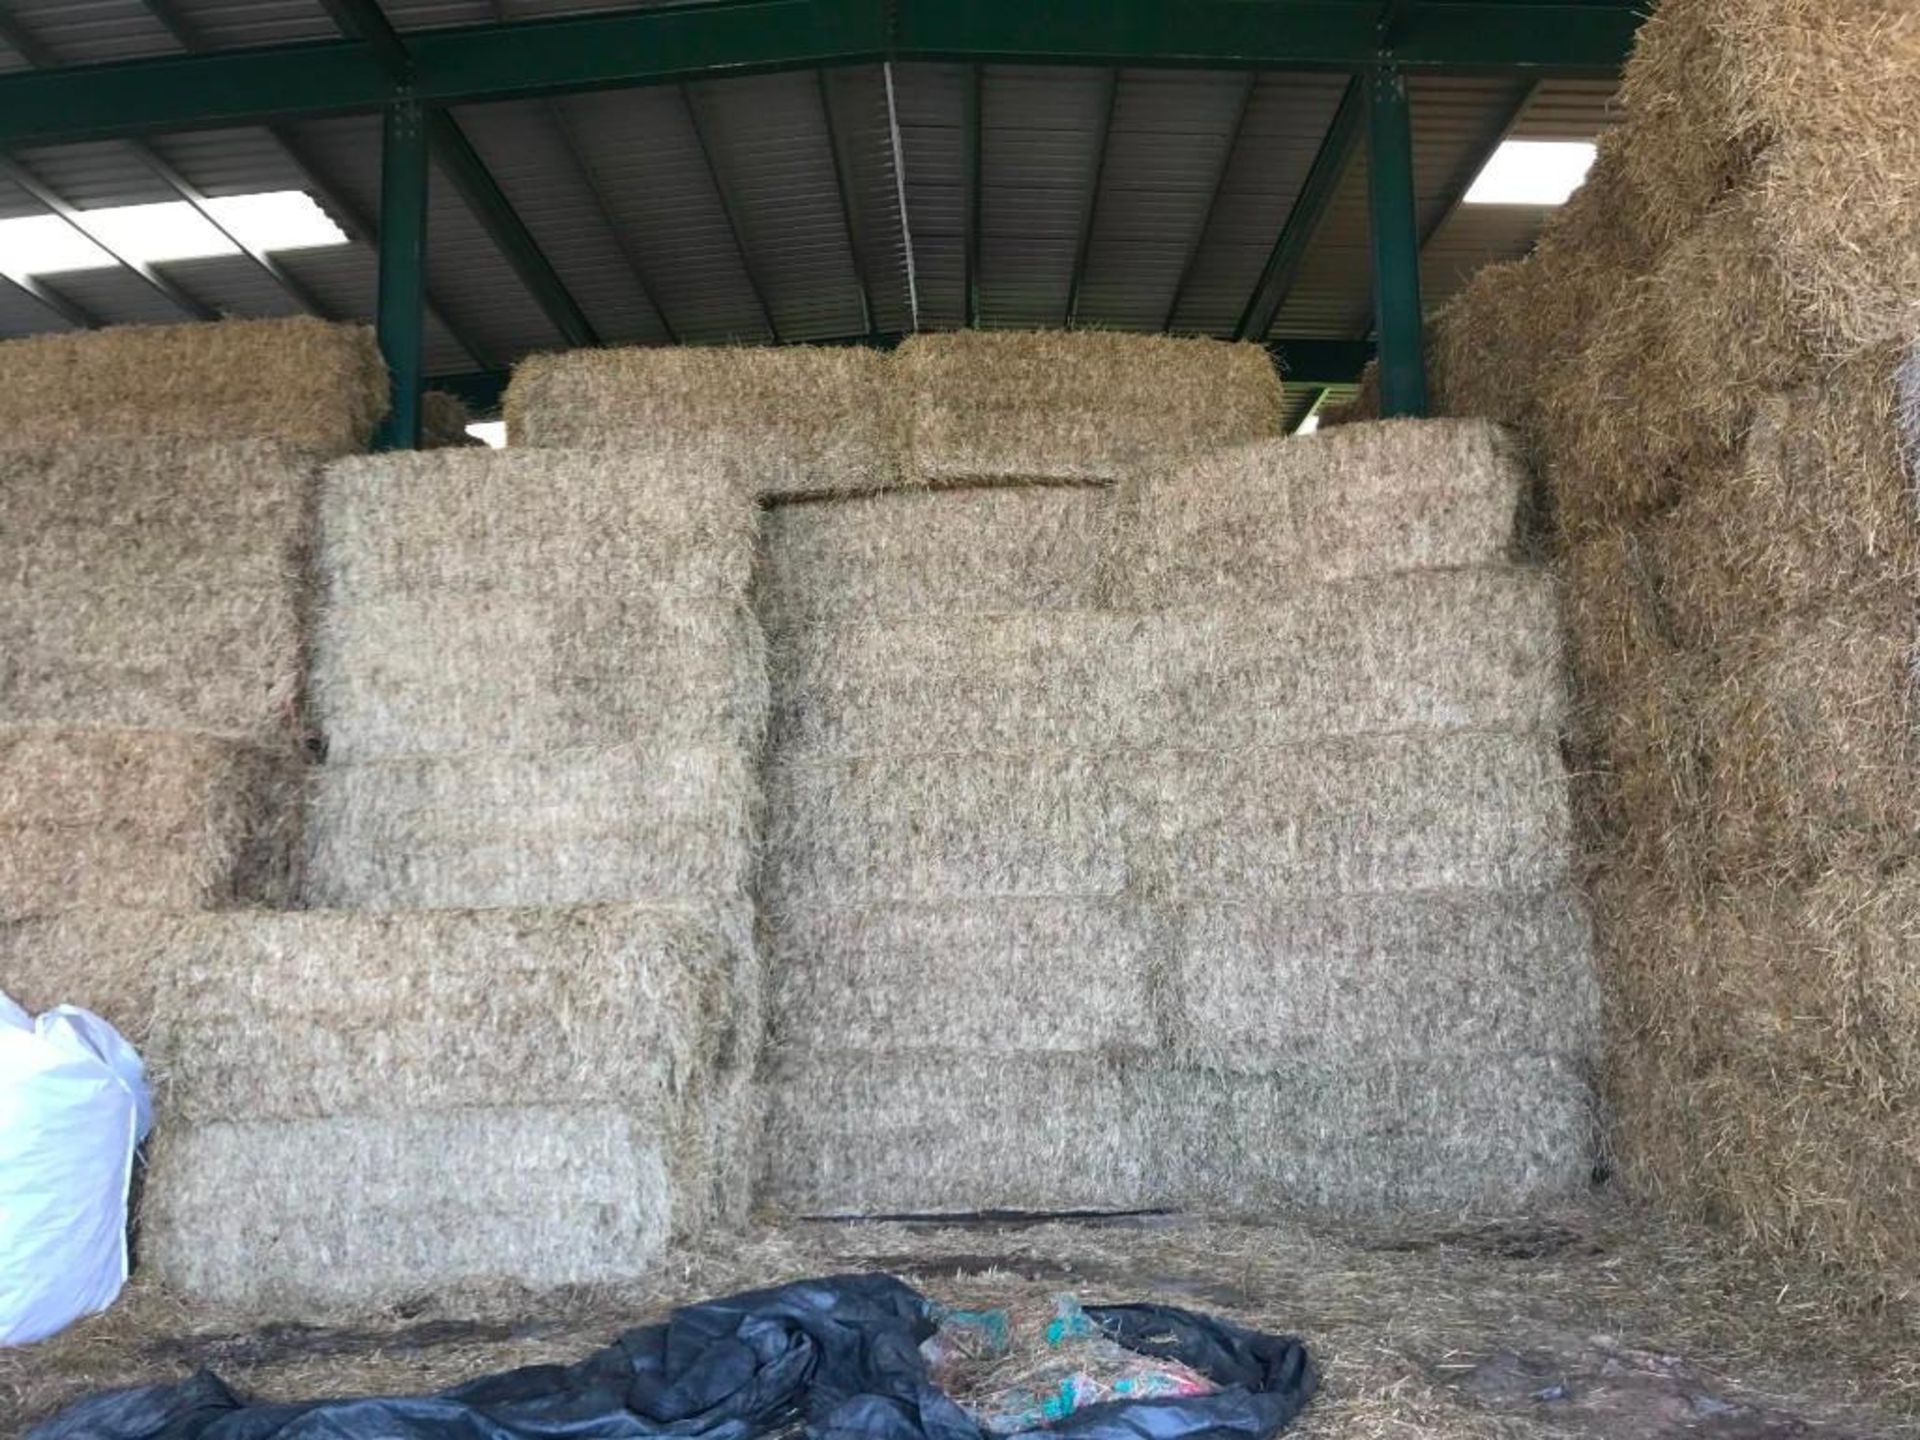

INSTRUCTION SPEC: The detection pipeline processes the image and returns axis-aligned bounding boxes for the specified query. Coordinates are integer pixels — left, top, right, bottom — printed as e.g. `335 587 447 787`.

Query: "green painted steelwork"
0 2 1638 149
1366 65 1427 416
1233 76 1363 341
1064 68 1120 327
426 110 601 348
376 101 431 451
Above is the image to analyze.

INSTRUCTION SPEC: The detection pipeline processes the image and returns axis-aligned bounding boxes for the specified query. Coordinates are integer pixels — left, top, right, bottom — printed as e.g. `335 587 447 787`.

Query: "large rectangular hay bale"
1184 1054 1596 1216
142 1106 673 1309
769 900 1161 1054
1111 419 1527 605
0 908 178 1040
0 318 385 454
0 728 297 919
304 746 754 909
0 441 318 742
897 331 1283 481
1170 892 1599 1071
770 570 1561 755
1140 734 1573 898
150 904 737 1124
320 447 760 602
504 345 901 494
760 485 1114 624
762 1053 1174 1215
315 593 767 760
762 752 1136 905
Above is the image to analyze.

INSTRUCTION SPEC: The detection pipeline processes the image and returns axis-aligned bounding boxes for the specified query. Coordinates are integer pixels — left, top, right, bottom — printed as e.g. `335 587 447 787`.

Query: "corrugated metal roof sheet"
0 7 1624 383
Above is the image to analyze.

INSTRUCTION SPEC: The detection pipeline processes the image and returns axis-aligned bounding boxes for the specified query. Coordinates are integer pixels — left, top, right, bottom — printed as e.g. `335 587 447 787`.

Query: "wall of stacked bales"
508 331 1601 1221
1340 0 1920 1293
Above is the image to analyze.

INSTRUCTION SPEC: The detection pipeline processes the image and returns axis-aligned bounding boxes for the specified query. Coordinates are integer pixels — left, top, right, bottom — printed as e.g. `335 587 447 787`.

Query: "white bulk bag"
0 992 152 1346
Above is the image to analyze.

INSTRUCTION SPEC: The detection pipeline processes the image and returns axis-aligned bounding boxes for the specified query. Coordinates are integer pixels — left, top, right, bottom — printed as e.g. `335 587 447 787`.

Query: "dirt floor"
5 1196 1917 1438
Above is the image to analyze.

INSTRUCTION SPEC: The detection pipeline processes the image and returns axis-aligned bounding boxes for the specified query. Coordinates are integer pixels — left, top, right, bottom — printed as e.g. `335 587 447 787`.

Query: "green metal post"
376 98 430 450
1366 63 1426 417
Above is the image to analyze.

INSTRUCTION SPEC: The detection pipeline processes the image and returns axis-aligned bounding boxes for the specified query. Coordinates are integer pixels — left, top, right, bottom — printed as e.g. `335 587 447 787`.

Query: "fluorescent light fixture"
0 190 347 281
1296 412 1322 435
466 420 507 448
1463 140 1597 207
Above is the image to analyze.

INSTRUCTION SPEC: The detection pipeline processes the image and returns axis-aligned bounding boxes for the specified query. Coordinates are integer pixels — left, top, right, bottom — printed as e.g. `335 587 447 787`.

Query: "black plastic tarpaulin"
26 1274 1316 1440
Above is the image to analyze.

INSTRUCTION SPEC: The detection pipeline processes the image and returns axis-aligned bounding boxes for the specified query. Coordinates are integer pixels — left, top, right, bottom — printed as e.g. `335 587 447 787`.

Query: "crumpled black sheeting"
27 1273 1315 1440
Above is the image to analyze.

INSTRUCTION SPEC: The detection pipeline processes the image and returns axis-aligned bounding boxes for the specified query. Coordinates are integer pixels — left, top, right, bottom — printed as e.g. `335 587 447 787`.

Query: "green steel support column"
376 99 430 450
1366 63 1426 417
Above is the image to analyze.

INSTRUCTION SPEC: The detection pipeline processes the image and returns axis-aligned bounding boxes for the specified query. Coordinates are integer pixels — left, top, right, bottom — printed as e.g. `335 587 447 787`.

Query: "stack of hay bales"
1371 0 1920 1293
762 331 1264 1215
1111 420 1600 1213
0 318 384 947
156 444 771 1303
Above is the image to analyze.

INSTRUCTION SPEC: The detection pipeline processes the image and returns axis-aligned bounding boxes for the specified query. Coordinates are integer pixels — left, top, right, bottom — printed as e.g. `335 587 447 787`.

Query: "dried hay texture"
1594 868 1920 1294
1170 891 1600 1072
303 745 755 910
769 570 1562 755
1139 735 1573 899
764 1054 1594 1218
0 318 385 454
0 728 297 919
1539 194 1812 544
759 485 1114 624
420 389 478 448
145 903 739 1124
0 908 174 1040
320 448 758 603
1648 359 1920 649
1111 419 1526 605
768 900 1162 1055
897 331 1283 482
1184 1055 1597 1217
142 1106 673 1310
316 594 767 761
0 441 318 743
761 1053 1174 1215
504 344 901 494
762 752 1135 907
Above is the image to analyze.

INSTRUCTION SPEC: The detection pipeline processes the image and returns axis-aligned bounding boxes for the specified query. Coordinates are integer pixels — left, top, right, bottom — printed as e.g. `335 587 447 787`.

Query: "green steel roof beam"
376 100 431 450
1367 64 1427 415
1232 76 1363 341
0 155 216 320
425 111 601 348
681 84 780 342
1163 70 1257 333
1064 68 1120 328
315 0 601 351
2 270 95 331
817 70 875 337
0 3 1640 150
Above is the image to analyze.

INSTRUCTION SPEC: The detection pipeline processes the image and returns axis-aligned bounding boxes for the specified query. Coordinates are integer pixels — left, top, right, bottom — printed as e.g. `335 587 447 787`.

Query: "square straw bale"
1138 733 1574 899
320 446 760 603
1169 891 1600 1072
761 751 1139 906
759 485 1115 625
0 727 298 919
897 331 1283 482
141 1106 673 1311
149 903 739 1124
314 593 767 761
0 318 385 454
1111 419 1527 605
768 899 1163 1055
503 344 901 495
303 745 756 910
